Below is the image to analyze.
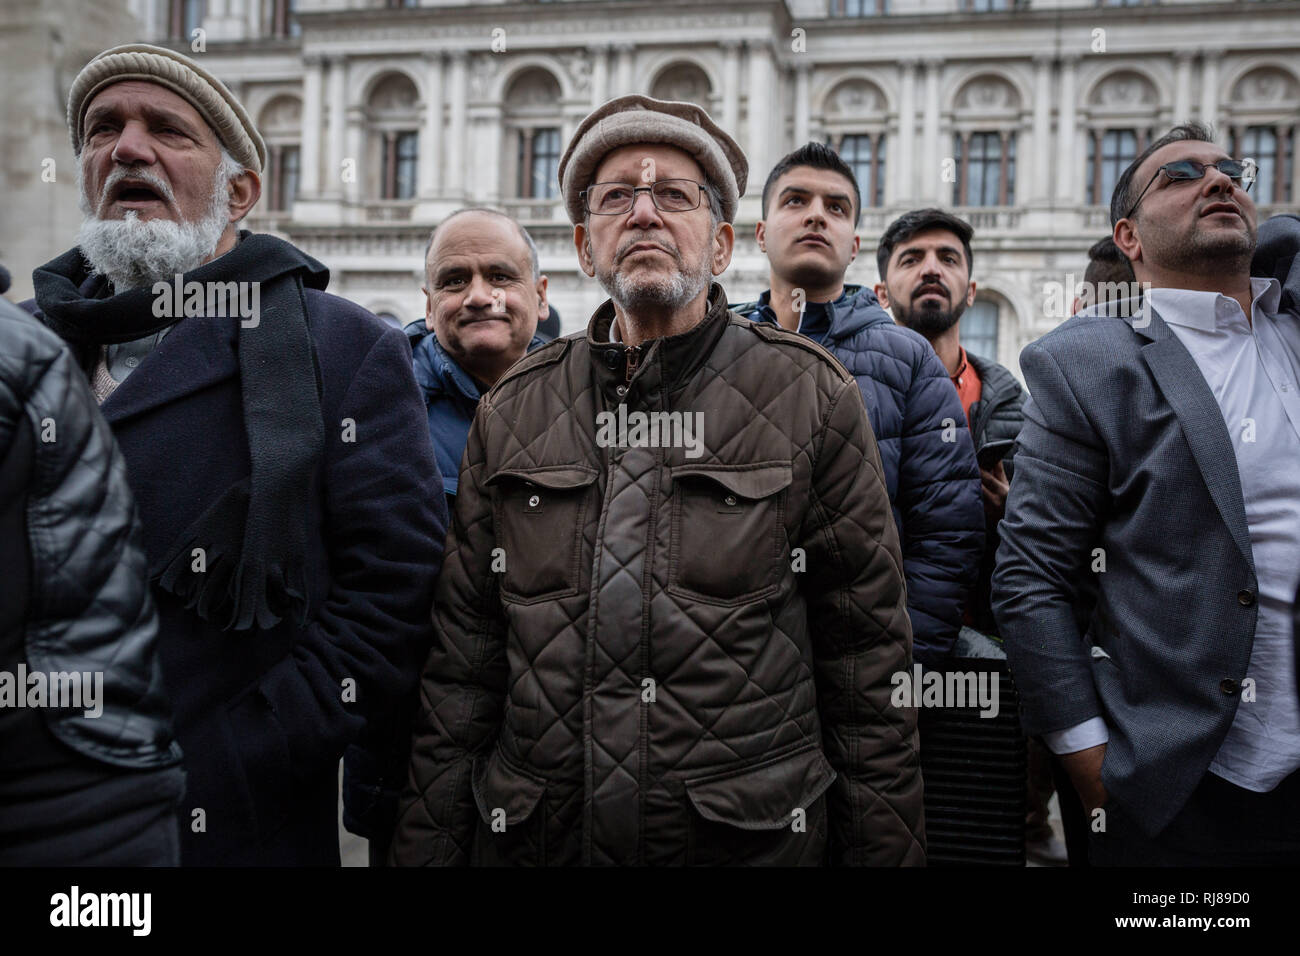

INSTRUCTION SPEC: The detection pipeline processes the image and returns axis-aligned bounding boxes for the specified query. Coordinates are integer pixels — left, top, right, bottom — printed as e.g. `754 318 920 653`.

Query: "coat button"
528 494 540 508
1220 678 1240 696
1237 589 1255 607
604 350 619 368
723 494 738 507
616 385 627 397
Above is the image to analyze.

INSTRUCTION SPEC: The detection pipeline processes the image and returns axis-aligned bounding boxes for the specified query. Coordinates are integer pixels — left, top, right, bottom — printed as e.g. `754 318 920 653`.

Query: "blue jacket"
734 285 984 662
405 319 549 499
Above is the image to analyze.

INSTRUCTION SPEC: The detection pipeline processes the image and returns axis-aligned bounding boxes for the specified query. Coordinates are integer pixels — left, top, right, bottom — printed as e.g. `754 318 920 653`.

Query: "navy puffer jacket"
734 285 984 662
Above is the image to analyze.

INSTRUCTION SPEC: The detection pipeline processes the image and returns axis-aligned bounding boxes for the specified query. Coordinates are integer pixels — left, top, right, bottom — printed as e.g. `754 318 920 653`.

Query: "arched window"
503 69 563 201
1226 66 1299 207
821 79 888 208
1084 71 1160 209
365 73 420 201
650 63 713 112
259 95 302 213
1086 129 1137 207
962 299 1000 360
836 134 885 209
951 76 1022 208
955 131 1015 206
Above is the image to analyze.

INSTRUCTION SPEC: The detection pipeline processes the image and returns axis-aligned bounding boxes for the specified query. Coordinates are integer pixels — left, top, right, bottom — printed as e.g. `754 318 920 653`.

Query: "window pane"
1242 126 1278 206
961 299 999 359
531 127 561 201
836 134 873 209
281 146 300 211
184 0 205 34
396 132 418 199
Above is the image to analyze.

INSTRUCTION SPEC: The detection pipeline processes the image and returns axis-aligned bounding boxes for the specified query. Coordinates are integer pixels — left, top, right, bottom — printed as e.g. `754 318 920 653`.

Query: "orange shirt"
951 347 983 429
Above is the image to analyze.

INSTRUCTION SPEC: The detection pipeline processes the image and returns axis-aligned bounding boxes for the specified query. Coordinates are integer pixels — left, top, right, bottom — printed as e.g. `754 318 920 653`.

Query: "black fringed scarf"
33 230 328 632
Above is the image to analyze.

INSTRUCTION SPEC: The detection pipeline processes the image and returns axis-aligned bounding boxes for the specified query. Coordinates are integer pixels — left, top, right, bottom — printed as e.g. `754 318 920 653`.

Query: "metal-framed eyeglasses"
581 179 711 216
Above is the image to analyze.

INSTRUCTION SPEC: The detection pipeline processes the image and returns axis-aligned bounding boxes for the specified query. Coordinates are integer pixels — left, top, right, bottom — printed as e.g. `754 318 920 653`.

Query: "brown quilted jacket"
390 283 925 866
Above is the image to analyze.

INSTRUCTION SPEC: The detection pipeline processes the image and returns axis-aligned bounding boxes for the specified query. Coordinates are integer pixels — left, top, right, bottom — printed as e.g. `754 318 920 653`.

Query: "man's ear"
755 220 766 253
966 280 977 308
711 221 735 276
227 168 260 222
1113 219 1142 264
874 282 891 309
848 233 860 264
423 283 435 332
535 274 549 322
574 224 596 277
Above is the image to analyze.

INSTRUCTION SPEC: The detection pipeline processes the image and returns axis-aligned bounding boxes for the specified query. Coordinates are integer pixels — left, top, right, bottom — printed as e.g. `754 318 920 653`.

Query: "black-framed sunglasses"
581 179 710 216
1123 158 1255 220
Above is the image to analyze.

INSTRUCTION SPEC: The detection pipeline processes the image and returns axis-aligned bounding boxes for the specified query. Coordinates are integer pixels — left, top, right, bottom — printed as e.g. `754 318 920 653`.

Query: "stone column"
326 56 347 199
746 40 775 193
419 52 444 198
922 57 942 203
721 40 741 136
300 54 323 196
1174 50 1195 124
614 43 635 98
1200 48 1223 141
794 62 811 146
589 44 610 107
895 59 916 204
446 51 468 196
344 102 363 206
1055 55 1077 203
1031 54 1052 202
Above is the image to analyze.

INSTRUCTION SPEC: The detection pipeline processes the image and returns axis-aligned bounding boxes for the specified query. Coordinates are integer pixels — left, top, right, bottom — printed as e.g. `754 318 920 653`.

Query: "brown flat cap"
557 94 748 224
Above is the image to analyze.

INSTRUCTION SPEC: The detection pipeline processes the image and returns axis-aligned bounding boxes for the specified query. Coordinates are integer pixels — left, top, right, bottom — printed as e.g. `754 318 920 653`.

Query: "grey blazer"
990 291 1291 837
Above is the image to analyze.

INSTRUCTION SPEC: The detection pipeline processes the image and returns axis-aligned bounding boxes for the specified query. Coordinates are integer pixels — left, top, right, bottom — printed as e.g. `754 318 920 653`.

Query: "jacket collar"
749 284 890 341
587 283 732 401
408 318 549 405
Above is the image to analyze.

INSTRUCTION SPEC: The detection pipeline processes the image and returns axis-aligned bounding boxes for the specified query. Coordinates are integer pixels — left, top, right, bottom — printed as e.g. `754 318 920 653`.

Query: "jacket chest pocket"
668 462 792 605
488 466 598 603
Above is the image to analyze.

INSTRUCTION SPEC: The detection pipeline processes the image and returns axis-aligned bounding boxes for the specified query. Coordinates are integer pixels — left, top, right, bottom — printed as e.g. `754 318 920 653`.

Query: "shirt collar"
754 286 852 335
950 346 970 385
1147 276 1282 332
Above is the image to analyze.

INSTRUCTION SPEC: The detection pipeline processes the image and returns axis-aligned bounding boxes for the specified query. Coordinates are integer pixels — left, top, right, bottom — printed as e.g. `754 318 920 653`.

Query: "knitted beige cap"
67 43 265 173
558 94 748 224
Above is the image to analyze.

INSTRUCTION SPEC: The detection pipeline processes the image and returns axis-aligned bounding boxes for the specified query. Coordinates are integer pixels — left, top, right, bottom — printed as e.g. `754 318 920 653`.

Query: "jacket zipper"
625 345 641 383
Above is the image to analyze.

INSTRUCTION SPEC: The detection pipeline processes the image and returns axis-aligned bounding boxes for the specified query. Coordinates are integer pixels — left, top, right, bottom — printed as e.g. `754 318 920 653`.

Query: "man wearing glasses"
993 123 1300 864
389 95 924 866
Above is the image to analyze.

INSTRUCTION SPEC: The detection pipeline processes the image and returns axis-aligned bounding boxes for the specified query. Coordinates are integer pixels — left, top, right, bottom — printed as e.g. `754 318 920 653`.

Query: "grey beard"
75 163 232 292
599 253 713 316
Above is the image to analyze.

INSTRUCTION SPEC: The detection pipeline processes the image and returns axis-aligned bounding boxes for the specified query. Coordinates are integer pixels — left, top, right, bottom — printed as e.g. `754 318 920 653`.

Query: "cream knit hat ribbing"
67 43 266 173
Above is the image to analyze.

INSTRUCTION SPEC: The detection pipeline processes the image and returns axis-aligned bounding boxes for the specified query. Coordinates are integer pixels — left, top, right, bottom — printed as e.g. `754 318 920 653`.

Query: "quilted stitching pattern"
391 286 925 866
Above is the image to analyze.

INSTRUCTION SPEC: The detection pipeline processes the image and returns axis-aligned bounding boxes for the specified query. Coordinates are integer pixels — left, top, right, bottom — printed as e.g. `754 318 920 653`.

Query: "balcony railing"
363 200 415 223
952 207 1023 230
501 198 565 224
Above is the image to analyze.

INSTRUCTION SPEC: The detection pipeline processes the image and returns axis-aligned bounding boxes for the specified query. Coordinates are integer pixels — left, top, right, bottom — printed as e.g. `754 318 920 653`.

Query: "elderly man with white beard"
21 44 447 865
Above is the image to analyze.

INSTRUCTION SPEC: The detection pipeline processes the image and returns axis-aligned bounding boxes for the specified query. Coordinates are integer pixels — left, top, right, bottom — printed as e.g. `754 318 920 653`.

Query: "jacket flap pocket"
485 466 599 491
471 747 546 826
670 462 793 500
683 743 837 830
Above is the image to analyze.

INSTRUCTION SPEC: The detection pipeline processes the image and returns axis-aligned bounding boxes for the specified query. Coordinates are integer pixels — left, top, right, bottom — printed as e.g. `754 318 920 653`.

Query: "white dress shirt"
1046 277 1300 794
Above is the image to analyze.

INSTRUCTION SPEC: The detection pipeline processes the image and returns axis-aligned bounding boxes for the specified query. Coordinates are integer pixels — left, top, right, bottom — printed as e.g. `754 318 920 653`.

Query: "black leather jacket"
0 296 181 772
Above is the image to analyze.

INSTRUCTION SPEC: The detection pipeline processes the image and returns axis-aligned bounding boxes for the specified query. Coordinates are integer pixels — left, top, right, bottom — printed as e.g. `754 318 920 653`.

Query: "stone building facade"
3 0 1298 377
